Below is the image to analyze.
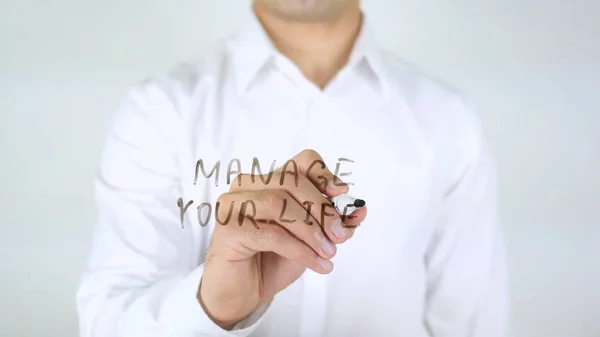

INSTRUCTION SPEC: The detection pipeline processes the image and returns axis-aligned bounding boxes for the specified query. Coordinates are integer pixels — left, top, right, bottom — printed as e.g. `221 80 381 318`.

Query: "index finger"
290 149 349 197
289 149 362 242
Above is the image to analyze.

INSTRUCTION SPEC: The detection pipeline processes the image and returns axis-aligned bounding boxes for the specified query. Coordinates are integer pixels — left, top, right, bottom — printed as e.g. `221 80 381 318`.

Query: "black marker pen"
329 194 365 215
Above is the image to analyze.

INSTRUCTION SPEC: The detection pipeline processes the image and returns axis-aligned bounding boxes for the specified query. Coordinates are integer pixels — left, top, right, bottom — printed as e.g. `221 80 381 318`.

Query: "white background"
1 1 599 336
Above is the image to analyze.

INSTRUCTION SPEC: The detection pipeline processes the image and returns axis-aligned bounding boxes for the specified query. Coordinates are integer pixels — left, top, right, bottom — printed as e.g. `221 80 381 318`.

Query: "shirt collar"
228 9 390 97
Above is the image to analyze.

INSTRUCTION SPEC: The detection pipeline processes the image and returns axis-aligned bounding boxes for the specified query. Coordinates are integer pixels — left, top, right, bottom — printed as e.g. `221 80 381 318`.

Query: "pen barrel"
330 194 358 215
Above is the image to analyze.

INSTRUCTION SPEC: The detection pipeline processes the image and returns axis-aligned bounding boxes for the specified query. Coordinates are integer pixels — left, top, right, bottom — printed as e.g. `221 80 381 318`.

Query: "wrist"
197 278 251 330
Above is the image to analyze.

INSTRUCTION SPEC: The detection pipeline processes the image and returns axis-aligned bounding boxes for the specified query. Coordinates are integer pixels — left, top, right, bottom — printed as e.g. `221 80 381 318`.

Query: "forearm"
77 264 271 337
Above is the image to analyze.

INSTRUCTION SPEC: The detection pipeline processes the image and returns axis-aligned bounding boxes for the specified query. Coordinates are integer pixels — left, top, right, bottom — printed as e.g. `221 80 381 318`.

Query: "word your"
177 157 357 229
177 198 358 229
193 157 354 188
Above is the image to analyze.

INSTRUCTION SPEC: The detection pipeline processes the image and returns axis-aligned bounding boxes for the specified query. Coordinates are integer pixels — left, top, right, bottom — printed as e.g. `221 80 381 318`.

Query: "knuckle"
265 225 287 243
301 149 319 158
294 149 320 165
276 190 294 212
279 174 298 190
247 225 286 245
216 191 232 203
227 173 246 190
247 190 262 204
259 190 281 210
247 227 267 243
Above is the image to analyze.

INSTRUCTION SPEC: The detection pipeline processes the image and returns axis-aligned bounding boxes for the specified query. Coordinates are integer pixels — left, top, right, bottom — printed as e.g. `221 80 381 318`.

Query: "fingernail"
320 237 336 256
331 219 349 239
317 257 333 272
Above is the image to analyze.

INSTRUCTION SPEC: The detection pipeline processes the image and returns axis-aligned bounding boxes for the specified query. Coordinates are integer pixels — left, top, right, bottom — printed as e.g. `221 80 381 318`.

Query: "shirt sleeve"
423 99 509 337
75 80 270 337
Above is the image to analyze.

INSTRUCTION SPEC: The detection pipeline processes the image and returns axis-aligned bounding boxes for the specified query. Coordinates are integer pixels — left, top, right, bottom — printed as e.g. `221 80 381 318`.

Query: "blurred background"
1 0 598 336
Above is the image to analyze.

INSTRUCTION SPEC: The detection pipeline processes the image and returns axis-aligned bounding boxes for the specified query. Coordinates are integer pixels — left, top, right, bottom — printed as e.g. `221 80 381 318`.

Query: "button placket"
298 93 331 337
304 95 322 148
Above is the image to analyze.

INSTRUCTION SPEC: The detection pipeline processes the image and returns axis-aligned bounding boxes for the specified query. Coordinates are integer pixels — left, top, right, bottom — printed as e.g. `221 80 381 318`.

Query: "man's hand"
198 149 367 329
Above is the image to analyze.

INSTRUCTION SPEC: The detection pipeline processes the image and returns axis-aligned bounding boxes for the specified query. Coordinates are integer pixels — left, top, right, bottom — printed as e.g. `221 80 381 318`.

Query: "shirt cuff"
160 264 271 336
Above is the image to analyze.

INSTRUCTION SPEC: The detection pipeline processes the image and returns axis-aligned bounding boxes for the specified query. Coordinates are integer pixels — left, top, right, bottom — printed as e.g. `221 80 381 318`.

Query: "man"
76 0 508 336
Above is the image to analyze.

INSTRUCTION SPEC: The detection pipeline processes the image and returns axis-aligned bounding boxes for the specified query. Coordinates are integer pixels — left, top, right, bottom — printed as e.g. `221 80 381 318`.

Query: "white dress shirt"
76 10 508 337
